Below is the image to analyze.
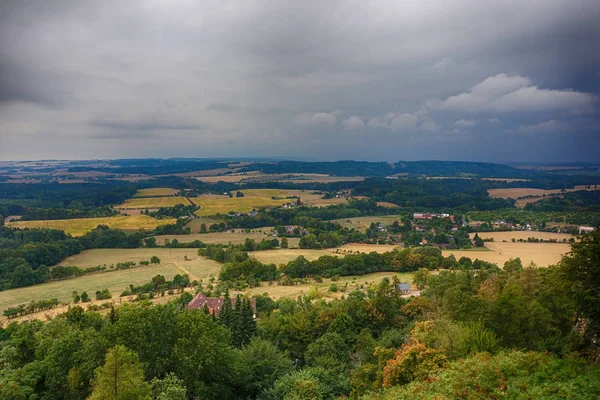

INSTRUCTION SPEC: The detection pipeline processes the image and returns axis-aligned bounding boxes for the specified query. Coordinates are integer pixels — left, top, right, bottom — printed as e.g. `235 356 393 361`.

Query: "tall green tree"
88 345 151 400
559 231 600 343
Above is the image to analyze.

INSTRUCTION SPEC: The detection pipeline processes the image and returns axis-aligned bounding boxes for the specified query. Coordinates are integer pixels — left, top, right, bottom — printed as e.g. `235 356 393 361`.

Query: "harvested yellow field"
240 271 414 300
134 188 178 197
443 242 570 267
469 231 574 242
9 215 175 236
119 196 191 209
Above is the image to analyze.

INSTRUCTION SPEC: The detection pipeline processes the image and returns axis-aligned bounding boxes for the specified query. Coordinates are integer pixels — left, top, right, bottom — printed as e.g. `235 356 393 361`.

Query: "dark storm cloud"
0 0 599 161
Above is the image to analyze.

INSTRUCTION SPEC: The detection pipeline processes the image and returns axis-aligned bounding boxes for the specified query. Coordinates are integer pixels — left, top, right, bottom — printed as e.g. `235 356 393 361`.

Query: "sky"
1 0 599 163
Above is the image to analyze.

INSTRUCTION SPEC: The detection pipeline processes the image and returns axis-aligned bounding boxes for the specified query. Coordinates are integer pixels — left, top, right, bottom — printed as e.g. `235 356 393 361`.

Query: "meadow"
240 271 415 300
332 215 403 232
8 215 175 236
0 262 185 312
119 196 191 209
249 240 568 268
154 231 301 247
133 188 178 197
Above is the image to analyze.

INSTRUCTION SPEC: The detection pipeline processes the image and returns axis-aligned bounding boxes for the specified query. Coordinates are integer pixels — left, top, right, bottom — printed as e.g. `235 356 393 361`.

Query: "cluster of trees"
242 238 280 251
0 232 598 398
217 246 498 283
3 297 61 318
467 209 600 228
0 182 137 208
147 204 198 219
199 245 249 263
0 226 157 291
120 274 192 298
19 204 117 221
353 178 515 210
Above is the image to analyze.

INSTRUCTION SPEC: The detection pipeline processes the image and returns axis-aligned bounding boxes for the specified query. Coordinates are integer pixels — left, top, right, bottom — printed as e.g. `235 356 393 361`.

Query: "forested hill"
238 160 531 178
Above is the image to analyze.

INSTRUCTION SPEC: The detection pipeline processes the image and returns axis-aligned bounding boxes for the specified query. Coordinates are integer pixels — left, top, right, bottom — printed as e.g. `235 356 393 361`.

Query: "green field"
154 231 301 247
332 215 403 232
241 271 415 299
0 248 224 312
8 215 176 236
134 188 178 197
57 248 221 277
119 196 191 209
248 244 399 265
0 263 185 312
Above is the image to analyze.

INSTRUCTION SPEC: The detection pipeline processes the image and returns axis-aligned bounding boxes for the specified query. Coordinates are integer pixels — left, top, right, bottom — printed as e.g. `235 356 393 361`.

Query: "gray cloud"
432 74 597 114
342 116 365 130
454 119 477 127
0 0 599 161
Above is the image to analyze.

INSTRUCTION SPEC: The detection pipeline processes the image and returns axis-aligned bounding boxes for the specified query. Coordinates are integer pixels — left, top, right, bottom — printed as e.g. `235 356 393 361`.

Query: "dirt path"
169 260 202 282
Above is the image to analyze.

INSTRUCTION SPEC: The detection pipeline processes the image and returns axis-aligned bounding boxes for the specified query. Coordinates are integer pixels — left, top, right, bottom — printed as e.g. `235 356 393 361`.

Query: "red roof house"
187 293 257 317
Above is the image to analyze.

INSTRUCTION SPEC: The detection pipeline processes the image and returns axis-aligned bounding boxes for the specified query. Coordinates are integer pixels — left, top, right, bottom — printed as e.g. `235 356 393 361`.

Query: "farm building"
579 226 595 234
187 293 256 318
396 283 411 294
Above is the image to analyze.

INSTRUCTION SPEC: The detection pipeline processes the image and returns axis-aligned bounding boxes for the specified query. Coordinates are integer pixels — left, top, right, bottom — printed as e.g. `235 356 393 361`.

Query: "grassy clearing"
185 217 225 232
154 231 301 247
332 215 403 232
249 244 401 265
0 248 223 312
134 188 178 197
119 196 191 209
241 271 415 300
0 263 184 312
8 215 175 236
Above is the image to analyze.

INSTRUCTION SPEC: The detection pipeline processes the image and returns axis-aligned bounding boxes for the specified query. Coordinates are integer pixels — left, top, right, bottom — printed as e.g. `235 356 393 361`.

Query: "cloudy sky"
1 0 599 162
